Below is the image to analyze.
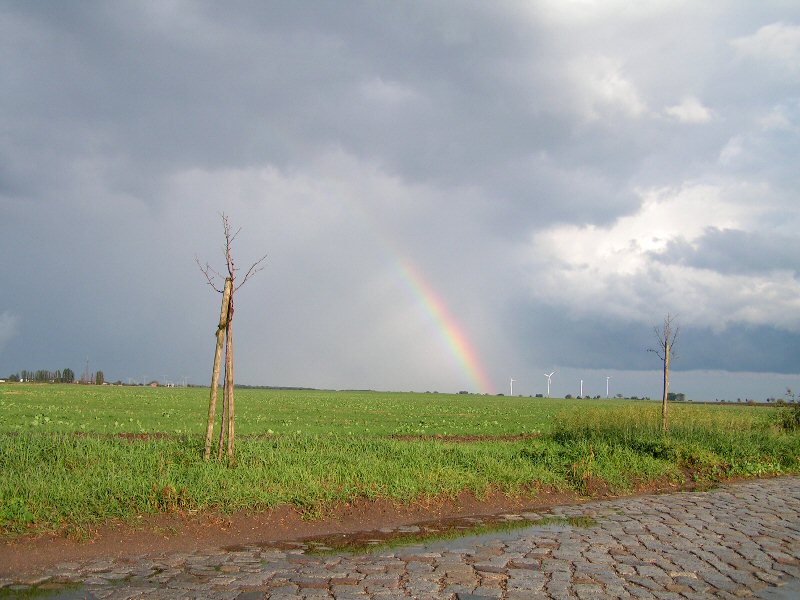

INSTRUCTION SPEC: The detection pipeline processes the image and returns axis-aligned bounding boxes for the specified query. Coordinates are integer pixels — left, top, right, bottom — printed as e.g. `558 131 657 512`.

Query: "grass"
0 583 84 599
552 404 799 479
0 384 798 536
0 434 568 530
0 385 560 437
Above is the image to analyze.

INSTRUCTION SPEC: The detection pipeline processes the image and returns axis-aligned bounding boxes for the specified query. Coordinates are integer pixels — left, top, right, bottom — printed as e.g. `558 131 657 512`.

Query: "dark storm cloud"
512 302 800 375
657 228 800 277
1 1 799 397
0 0 642 222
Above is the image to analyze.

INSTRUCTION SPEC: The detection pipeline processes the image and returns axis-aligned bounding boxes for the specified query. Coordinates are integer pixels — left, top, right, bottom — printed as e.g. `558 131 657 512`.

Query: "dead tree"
197 214 266 464
649 314 678 434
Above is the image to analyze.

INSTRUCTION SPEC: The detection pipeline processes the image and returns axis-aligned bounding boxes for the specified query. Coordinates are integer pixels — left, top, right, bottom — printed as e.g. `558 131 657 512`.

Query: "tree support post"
662 336 670 434
225 298 235 464
198 213 266 465
204 278 231 461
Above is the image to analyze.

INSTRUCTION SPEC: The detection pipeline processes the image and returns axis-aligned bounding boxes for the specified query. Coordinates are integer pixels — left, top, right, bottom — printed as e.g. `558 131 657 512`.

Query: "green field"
0 385 561 437
1 384 798 537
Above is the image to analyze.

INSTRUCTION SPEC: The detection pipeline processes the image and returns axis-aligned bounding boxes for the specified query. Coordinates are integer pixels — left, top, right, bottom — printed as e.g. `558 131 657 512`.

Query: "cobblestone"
2 477 799 599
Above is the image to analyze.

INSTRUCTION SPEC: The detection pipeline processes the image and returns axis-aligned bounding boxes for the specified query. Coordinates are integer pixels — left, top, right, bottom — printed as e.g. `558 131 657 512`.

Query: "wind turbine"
544 371 555 397
510 377 515 397
606 376 612 398
580 379 583 398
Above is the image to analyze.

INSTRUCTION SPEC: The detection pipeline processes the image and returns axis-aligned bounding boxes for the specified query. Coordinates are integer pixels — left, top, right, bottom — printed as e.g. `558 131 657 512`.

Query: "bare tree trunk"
225 299 235 464
651 314 677 436
662 338 670 434
204 278 231 460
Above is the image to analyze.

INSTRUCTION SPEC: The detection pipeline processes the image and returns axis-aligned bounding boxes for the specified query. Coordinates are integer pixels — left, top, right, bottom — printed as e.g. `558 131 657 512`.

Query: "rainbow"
335 194 493 394
396 258 494 394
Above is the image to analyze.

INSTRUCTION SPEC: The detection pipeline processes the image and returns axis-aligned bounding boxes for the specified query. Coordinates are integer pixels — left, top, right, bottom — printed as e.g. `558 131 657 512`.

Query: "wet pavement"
1 476 798 599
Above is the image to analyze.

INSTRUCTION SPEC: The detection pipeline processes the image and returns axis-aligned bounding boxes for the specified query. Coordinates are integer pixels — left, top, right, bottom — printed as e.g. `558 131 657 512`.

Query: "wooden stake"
217 383 227 461
225 300 235 464
662 338 670 434
204 278 231 461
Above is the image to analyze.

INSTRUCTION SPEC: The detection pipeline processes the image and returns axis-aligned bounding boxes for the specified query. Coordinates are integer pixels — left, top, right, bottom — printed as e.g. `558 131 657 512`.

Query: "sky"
1 1 799 401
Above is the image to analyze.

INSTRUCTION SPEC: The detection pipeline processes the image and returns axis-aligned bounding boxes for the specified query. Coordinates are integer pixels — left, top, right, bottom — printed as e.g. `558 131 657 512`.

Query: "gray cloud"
0 311 19 352
1 1 799 397
512 302 800 375
657 228 800 276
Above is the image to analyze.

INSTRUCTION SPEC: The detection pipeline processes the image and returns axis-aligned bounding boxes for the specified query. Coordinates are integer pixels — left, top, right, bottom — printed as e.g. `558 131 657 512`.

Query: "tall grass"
552 404 800 479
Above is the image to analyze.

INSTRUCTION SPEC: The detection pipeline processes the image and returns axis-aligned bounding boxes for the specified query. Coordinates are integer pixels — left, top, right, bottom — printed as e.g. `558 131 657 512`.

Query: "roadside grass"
0 433 570 534
0 385 797 536
552 404 800 479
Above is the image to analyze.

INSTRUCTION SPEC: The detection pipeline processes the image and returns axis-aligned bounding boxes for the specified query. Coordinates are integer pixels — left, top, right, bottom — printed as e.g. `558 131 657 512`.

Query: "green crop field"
1 384 798 537
0 384 564 437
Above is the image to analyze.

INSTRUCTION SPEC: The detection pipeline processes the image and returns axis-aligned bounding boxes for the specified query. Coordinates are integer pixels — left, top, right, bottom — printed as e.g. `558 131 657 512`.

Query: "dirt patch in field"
111 432 177 441
70 431 179 441
581 475 615 497
389 433 542 442
0 474 721 579
72 432 544 443
16 432 545 444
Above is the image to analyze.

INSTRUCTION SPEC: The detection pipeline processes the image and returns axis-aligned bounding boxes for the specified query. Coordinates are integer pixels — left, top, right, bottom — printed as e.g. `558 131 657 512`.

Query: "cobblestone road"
2 477 798 599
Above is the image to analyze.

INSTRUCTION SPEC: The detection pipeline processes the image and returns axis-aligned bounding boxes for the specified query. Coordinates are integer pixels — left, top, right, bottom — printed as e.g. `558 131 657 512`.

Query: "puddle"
2 512 598 597
0 583 95 599
231 512 597 556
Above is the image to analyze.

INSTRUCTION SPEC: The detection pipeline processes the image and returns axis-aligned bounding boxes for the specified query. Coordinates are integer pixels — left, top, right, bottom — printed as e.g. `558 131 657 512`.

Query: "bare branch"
650 314 679 359
236 253 268 291
221 212 240 243
669 325 679 360
200 212 266 291
195 255 224 293
218 214 242 280
229 226 242 245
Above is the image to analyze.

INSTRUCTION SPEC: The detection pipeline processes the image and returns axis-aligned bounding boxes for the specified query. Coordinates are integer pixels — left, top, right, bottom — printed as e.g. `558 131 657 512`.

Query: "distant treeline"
5 368 104 385
6 369 75 383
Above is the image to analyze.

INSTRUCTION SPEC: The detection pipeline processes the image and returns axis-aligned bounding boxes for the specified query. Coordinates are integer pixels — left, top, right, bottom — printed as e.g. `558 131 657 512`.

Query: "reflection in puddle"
0 583 95 599
261 513 597 556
